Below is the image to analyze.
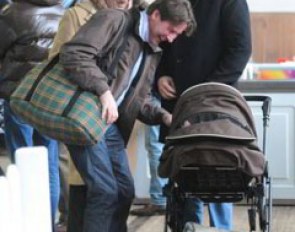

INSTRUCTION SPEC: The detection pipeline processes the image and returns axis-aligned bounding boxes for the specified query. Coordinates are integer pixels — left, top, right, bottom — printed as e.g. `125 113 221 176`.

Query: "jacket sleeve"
137 93 171 125
0 19 16 63
205 0 252 84
59 10 126 96
48 9 78 60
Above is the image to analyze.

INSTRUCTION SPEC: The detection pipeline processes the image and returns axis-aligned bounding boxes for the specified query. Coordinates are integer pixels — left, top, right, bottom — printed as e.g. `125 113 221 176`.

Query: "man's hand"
162 113 172 127
157 76 177 100
100 90 118 124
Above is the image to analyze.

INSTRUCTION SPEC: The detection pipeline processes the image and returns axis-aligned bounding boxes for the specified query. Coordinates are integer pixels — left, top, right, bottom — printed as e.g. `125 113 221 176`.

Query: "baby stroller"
159 83 272 232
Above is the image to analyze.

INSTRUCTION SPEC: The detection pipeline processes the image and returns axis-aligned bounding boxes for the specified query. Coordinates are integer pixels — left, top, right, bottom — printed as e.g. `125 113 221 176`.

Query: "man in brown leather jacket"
59 0 196 231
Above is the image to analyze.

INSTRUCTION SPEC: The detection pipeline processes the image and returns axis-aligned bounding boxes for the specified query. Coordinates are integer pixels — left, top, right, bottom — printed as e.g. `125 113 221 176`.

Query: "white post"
15 146 52 232
6 165 23 232
0 176 13 232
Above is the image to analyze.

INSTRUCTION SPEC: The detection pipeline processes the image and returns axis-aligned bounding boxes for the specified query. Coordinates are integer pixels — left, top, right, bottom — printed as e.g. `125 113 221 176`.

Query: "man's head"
147 0 196 45
114 0 130 9
93 0 131 9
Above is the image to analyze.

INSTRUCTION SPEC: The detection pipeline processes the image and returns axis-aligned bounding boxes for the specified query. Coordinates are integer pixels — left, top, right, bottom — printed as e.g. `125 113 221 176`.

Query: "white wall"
247 0 295 12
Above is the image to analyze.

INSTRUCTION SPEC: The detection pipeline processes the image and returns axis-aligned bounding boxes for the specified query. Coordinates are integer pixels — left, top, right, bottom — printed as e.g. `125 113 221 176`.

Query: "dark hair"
147 0 196 36
132 0 149 10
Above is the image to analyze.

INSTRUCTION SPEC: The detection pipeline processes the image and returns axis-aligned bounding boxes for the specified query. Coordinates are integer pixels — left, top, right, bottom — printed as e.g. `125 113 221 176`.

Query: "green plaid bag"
10 23 130 145
10 56 107 145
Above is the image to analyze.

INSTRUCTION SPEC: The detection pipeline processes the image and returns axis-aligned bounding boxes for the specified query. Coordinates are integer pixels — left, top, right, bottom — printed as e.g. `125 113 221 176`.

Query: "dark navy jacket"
157 0 252 140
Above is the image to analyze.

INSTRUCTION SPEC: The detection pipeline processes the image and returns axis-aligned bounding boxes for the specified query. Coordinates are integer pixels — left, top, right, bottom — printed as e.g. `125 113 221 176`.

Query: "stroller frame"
164 95 272 232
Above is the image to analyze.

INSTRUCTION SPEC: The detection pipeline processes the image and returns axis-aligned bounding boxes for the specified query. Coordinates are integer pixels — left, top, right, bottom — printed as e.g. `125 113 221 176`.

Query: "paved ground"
1 141 295 232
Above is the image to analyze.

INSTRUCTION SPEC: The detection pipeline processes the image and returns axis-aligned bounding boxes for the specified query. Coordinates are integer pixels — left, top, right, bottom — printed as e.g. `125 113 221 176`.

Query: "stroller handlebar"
244 95 272 119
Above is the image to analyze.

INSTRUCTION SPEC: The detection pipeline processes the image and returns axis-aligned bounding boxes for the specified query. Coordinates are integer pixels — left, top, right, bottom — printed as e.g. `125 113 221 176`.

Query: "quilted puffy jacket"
0 0 64 99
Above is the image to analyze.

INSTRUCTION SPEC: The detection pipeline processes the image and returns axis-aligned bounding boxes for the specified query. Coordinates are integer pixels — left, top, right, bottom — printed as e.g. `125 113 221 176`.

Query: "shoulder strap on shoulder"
107 9 137 77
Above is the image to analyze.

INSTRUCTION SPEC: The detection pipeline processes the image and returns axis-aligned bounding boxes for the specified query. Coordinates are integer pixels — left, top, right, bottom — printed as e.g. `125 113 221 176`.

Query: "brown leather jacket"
60 9 169 144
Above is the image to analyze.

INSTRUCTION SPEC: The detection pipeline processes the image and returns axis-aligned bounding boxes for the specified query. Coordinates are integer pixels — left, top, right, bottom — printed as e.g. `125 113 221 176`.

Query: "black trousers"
67 185 87 232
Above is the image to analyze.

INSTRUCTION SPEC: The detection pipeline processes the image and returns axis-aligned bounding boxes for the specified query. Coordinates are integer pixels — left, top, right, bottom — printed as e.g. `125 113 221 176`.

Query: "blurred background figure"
0 0 11 13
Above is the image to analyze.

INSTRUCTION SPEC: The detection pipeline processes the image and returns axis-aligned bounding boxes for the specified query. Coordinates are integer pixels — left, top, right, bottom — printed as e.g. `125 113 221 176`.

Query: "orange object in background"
258 70 288 80
277 57 290 63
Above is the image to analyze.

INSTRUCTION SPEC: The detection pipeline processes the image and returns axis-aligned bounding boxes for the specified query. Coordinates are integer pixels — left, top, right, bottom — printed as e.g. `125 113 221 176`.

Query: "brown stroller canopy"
159 83 266 178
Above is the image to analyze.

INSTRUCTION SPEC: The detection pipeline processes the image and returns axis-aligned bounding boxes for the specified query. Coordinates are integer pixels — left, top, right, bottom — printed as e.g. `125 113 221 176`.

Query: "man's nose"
167 34 177 43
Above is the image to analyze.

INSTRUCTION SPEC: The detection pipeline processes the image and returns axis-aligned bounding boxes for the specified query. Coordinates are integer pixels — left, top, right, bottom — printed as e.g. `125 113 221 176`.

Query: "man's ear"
150 9 161 21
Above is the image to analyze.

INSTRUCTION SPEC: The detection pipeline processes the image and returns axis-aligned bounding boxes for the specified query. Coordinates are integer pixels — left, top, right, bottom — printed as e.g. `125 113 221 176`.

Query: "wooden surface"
128 205 295 232
1 150 295 232
250 13 295 63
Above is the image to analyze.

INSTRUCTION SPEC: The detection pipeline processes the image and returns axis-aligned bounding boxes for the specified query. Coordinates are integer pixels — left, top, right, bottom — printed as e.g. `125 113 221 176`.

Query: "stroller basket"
175 166 253 202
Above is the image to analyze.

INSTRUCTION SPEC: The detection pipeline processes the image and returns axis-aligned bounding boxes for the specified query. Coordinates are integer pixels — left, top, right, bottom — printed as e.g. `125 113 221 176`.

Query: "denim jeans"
144 124 167 206
4 101 60 227
184 198 233 230
67 124 134 232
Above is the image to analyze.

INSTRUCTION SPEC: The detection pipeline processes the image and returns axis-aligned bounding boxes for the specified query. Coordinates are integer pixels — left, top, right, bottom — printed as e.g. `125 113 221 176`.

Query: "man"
49 0 131 231
157 0 251 230
59 0 196 231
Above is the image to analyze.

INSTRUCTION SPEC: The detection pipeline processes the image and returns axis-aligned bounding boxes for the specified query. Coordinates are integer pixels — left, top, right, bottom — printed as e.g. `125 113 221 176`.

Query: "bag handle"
25 55 60 101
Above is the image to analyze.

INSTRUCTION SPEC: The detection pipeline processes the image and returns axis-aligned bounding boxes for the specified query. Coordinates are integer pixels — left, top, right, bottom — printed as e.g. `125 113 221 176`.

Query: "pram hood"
166 83 257 141
159 83 266 178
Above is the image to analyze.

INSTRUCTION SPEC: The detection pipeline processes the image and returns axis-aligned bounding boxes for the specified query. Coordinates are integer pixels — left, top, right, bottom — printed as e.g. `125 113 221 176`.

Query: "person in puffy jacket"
0 0 64 229
0 0 11 13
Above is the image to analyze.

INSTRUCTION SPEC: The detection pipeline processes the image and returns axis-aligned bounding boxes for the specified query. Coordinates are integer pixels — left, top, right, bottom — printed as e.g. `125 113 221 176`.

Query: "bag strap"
62 18 132 117
25 55 60 101
107 10 136 82
108 24 131 77
130 42 148 88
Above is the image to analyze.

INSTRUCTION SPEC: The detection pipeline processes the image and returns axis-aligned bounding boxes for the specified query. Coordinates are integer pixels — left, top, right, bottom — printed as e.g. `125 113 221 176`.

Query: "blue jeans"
144 124 167 206
4 101 60 227
184 198 233 230
67 124 134 232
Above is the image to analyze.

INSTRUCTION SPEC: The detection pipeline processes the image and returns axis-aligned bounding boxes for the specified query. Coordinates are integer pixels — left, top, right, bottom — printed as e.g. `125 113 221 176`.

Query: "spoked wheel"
263 177 272 232
257 169 272 232
258 196 267 231
248 207 256 231
164 203 169 232
258 192 272 232
165 194 177 232
164 183 173 232
163 183 184 232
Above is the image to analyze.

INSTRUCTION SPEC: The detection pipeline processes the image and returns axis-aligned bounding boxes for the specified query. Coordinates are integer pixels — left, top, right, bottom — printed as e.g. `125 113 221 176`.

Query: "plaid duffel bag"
10 56 107 145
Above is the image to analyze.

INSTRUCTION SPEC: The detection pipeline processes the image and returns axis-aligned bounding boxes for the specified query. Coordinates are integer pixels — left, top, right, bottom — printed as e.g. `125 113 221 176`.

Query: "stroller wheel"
258 187 272 232
258 177 272 232
248 208 256 231
164 184 184 232
182 222 198 232
264 162 269 178
258 196 268 231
